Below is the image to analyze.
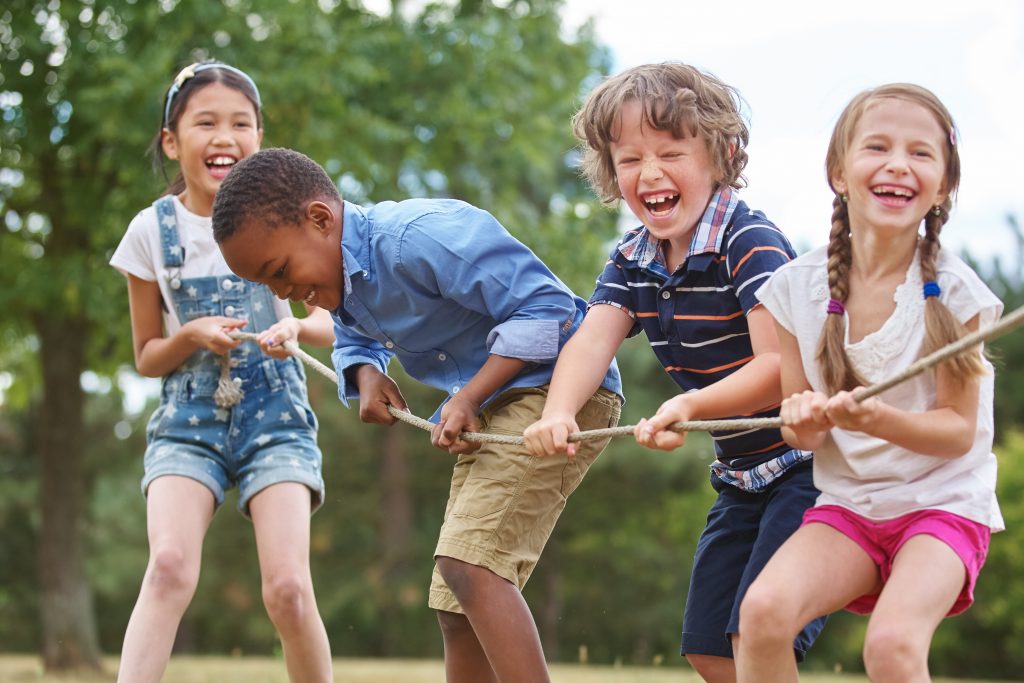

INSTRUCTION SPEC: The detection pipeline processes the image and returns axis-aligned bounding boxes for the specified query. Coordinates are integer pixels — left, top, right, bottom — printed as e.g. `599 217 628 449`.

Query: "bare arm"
433 353 528 455
126 275 242 377
522 304 632 457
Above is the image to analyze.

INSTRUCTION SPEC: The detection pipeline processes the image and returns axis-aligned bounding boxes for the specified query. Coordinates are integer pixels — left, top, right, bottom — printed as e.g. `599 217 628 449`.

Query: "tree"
1 0 613 669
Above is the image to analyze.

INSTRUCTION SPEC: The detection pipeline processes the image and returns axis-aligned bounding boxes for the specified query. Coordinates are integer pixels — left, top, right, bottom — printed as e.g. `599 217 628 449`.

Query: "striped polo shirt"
591 188 809 489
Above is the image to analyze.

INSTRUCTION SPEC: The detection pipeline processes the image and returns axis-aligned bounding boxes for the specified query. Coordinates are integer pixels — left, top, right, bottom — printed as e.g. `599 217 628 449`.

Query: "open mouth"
304 288 317 306
206 155 237 179
871 184 915 207
643 192 680 216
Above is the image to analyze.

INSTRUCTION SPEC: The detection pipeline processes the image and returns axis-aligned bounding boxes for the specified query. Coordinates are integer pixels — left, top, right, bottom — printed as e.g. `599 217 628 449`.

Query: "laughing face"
218 201 345 313
161 82 262 216
833 97 948 238
610 100 720 270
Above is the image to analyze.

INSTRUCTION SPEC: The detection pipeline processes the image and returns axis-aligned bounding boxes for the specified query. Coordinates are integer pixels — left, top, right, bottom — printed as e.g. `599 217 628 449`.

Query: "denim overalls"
142 196 324 515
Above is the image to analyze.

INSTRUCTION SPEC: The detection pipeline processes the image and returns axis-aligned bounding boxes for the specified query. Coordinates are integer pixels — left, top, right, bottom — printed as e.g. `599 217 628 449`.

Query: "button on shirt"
330 198 622 420
590 188 796 476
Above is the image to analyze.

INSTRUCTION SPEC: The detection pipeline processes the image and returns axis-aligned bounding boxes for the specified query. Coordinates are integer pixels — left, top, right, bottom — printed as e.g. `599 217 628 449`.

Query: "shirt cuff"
486 319 559 361
331 348 391 405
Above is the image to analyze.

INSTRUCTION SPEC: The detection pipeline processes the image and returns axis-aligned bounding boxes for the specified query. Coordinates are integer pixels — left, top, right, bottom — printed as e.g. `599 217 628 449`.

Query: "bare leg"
437 556 550 683
737 523 880 683
862 535 965 683
250 482 332 683
687 653 736 683
437 610 499 683
117 476 214 683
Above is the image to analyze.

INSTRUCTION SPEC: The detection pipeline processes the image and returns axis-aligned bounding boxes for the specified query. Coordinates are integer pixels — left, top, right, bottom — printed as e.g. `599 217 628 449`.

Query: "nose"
640 157 664 182
884 151 910 174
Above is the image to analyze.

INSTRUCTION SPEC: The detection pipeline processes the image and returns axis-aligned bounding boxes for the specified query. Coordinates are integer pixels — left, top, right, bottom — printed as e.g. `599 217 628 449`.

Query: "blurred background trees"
2 0 1023 678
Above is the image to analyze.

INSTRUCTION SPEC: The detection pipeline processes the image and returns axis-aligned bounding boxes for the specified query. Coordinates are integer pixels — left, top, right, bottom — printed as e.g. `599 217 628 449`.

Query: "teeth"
208 156 235 166
644 193 678 206
304 289 316 304
873 186 913 197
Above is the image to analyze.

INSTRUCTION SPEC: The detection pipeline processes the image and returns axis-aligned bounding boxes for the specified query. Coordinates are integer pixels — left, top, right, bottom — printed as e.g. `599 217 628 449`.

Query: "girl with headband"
109 60 334 682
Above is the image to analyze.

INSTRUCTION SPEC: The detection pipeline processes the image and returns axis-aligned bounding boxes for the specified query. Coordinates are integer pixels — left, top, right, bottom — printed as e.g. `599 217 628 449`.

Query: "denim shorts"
143 354 324 517
682 459 825 660
428 386 621 613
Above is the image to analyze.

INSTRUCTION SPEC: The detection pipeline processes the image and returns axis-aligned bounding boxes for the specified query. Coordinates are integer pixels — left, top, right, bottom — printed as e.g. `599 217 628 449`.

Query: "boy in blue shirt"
212 147 622 683
524 62 825 681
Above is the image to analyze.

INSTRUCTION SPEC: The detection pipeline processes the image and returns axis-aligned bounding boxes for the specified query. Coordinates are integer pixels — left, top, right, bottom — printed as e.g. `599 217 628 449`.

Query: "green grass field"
2 656 1019 683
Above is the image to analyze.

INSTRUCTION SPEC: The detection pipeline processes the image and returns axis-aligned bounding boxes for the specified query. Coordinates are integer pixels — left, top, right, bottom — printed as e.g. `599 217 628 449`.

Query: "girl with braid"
737 84 1003 683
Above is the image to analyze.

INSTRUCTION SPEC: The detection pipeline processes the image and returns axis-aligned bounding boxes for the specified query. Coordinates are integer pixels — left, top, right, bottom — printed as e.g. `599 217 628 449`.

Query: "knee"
436 608 473 640
863 624 927 680
262 572 312 630
436 557 484 606
738 583 798 650
686 654 735 681
145 546 199 602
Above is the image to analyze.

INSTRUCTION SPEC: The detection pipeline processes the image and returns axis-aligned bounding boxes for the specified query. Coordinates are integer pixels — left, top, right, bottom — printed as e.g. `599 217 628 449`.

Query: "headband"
163 62 262 127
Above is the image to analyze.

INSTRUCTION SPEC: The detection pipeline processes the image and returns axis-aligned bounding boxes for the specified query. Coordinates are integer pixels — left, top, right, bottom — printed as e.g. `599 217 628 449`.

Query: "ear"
306 200 336 235
830 172 847 196
161 128 178 161
256 128 264 148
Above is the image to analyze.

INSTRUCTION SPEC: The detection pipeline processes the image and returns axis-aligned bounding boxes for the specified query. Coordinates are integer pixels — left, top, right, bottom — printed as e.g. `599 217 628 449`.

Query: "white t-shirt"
757 245 1004 531
109 195 292 334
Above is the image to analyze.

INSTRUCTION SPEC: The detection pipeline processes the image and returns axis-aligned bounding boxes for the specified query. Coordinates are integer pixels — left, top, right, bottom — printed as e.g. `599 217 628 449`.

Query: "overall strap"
154 195 184 269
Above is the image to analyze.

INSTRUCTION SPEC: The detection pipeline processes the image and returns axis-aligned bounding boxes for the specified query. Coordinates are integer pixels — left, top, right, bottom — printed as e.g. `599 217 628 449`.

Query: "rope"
229 303 1024 447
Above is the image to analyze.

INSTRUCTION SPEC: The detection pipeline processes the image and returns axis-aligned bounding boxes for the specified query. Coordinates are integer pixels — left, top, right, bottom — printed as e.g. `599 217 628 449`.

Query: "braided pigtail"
919 202 986 385
815 196 868 394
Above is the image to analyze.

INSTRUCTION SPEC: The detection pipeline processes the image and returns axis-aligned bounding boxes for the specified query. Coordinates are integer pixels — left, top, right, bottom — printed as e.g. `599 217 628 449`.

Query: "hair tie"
923 281 941 299
164 62 262 127
826 298 845 315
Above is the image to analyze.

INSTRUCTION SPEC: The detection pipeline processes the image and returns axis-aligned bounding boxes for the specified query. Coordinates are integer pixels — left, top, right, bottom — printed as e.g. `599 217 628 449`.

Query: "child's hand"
781 390 832 446
184 316 246 354
257 317 301 359
634 395 691 451
825 388 879 432
432 394 481 456
354 365 408 424
523 413 581 458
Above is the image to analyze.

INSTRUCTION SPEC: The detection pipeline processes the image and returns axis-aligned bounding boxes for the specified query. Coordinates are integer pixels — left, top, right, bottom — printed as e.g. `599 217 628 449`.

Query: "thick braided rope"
230 303 1024 446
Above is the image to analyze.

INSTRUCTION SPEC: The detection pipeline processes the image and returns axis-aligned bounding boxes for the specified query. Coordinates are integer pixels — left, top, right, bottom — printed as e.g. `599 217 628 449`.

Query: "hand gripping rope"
230 304 1024 447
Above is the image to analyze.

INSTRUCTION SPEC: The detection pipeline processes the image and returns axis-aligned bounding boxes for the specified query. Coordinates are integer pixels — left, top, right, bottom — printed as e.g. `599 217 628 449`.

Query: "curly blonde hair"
572 62 749 204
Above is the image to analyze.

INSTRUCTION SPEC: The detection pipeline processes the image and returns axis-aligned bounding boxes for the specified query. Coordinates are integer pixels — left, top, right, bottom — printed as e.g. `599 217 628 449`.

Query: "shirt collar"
617 186 739 271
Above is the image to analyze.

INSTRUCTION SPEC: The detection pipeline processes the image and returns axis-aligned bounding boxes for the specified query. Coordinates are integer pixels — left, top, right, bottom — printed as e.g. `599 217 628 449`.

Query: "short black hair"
212 147 342 243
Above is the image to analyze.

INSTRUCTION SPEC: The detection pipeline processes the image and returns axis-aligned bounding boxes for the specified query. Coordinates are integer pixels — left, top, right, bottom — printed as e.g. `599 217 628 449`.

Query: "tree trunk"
35 312 103 672
378 423 413 656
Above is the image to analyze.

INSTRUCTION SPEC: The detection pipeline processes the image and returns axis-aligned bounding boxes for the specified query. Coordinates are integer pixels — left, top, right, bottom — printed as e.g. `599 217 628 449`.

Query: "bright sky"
562 0 1024 264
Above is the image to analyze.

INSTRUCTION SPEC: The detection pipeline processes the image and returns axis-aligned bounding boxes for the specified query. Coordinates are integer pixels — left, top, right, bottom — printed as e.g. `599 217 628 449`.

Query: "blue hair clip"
163 62 262 127
923 281 941 299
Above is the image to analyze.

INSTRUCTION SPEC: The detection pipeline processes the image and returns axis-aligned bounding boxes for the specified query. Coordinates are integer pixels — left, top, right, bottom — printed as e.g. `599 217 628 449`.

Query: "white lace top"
757 245 1004 530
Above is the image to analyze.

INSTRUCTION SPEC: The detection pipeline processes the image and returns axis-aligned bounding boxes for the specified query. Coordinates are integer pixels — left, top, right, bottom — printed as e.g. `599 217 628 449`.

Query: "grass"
1 655 1018 683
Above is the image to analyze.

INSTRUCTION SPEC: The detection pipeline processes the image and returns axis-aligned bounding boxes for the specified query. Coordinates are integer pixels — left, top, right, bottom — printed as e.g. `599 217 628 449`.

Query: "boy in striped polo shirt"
524 62 825 681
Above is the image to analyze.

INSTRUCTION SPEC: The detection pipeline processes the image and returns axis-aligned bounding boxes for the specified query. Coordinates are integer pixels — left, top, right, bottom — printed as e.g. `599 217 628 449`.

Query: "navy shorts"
681 460 825 660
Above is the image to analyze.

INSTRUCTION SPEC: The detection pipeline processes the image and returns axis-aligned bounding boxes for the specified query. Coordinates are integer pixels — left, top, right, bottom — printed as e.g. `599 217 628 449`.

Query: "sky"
561 0 1024 265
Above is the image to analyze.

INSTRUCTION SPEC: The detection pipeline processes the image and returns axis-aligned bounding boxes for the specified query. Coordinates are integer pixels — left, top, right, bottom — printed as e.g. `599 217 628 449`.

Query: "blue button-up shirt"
330 198 622 420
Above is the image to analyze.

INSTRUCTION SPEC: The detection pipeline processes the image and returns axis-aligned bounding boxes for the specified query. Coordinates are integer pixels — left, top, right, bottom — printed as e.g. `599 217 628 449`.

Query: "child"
109 62 334 682
738 83 1003 683
523 62 825 682
211 147 623 683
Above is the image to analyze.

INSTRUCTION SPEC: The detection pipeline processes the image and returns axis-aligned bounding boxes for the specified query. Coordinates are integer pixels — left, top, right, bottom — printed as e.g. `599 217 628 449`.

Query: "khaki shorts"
428 385 621 613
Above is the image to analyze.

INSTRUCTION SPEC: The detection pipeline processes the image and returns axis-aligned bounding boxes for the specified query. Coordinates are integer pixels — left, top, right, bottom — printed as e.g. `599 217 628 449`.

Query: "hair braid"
919 203 986 384
816 196 868 393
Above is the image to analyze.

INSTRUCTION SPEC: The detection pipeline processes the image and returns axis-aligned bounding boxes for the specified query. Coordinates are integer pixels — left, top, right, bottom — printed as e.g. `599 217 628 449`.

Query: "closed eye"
273 263 287 278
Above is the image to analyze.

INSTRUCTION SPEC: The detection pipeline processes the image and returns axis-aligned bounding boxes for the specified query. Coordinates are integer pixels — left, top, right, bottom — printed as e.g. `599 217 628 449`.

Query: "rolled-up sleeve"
330 318 394 405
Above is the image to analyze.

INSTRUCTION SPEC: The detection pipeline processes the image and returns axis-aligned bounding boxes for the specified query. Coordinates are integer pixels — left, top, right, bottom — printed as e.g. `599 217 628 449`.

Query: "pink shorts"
802 505 990 616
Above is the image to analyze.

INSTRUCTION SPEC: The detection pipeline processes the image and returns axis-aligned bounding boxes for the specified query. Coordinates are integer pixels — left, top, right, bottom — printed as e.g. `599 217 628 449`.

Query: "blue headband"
163 62 262 127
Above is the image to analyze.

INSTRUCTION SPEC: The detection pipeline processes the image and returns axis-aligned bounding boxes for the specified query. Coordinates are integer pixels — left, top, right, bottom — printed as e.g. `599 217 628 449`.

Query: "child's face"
833 97 947 237
610 100 719 260
162 82 262 216
219 206 343 311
